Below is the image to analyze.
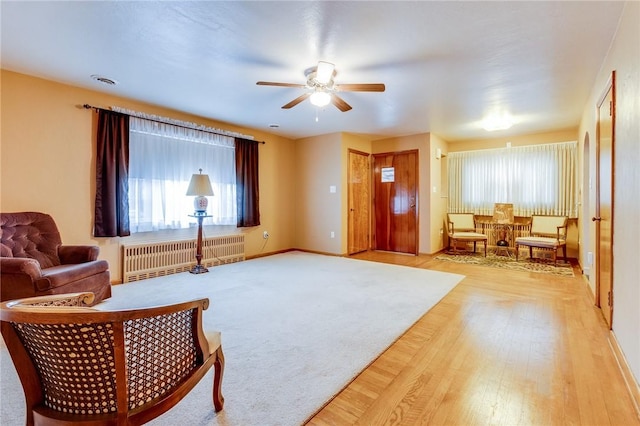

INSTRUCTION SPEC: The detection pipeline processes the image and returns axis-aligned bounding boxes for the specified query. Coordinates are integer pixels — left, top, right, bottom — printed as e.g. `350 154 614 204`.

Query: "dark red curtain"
235 138 260 227
94 109 130 237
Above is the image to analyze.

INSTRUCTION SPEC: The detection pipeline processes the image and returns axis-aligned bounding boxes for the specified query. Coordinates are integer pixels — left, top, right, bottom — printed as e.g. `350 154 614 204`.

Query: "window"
128 117 237 233
447 142 577 217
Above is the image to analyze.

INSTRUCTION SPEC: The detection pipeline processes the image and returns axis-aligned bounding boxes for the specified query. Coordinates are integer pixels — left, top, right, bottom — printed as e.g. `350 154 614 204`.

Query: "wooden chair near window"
0 292 225 425
515 215 568 265
446 213 488 256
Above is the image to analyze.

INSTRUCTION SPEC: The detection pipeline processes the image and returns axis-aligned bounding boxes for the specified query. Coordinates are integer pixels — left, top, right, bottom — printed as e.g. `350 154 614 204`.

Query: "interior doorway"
594 71 615 328
347 149 370 255
372 150 418 255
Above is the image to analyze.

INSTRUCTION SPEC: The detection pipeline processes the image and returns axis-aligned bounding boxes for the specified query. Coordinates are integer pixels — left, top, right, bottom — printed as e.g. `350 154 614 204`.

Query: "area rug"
435 251 574 277
0 251 464 426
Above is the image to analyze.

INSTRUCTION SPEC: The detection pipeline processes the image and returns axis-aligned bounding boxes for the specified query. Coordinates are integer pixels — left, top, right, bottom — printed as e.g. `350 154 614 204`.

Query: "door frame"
347 149 371 255
594 70 615 327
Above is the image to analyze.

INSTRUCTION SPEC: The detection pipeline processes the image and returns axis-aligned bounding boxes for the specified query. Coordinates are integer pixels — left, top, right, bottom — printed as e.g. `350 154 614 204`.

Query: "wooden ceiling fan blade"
257 81 307 88
282 93 311 109
335 83 386 92
332 94 352 112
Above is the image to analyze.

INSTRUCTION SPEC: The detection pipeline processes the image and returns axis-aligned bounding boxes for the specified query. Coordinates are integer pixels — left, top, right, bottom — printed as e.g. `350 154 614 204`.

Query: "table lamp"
186 169 214 214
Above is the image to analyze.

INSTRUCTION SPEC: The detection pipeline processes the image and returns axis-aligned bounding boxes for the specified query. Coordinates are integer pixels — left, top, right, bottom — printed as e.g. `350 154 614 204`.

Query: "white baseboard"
609 331 640 420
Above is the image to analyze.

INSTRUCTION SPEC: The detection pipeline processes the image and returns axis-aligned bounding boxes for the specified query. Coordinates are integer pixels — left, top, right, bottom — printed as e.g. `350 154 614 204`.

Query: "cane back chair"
0 292 224 425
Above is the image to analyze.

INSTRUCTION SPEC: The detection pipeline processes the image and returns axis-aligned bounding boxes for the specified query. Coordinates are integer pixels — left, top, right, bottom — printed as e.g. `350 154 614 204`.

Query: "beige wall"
448 128 578 152
429 134 449 253
577 1 640 384
1 70 296 281
294 133 343 254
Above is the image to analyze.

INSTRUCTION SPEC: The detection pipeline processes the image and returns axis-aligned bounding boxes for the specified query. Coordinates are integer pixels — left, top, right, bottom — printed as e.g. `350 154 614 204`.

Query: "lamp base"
189 264 209 274
193 195 208 213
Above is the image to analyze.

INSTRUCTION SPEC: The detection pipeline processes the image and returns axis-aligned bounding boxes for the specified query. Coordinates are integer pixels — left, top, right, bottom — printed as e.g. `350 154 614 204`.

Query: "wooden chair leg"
213 346 225 412
473 241 477 252
483 241 487 257
515 244 519 261
562 246 567 264
529 246 533 259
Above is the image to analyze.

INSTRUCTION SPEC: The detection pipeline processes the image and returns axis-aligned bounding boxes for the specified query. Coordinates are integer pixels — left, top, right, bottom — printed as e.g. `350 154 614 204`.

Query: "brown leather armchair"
0 212 111 304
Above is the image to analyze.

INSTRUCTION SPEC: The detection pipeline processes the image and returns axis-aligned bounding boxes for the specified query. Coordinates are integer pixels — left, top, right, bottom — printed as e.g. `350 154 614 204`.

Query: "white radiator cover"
122 234 245 283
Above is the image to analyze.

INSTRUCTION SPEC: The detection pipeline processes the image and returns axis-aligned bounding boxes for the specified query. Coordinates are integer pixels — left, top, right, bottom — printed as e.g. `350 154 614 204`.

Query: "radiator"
122 234 245 283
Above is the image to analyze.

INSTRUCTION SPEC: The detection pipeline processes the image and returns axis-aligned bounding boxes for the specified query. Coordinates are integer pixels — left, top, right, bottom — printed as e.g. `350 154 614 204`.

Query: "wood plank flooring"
305 251 639 426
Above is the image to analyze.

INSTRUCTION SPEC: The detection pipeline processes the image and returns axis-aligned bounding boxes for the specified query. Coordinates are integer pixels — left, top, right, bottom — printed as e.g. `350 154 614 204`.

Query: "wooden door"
372 150 418 254
348 150 370 254
594 71 615 328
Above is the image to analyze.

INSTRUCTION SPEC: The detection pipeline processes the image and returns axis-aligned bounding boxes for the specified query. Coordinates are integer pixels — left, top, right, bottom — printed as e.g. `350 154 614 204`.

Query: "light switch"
329 185 336 193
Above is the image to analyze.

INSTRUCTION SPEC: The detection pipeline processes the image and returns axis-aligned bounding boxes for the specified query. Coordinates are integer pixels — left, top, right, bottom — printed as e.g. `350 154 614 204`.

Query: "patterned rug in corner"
435 251 575 277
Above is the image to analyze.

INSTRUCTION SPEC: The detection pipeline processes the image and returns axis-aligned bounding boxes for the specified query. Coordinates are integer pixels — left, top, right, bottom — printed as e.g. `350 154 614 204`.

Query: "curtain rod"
83 104 265 144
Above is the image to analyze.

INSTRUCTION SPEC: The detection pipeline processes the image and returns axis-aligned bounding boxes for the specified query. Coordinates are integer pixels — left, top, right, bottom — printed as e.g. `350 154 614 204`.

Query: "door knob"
592 217 602 222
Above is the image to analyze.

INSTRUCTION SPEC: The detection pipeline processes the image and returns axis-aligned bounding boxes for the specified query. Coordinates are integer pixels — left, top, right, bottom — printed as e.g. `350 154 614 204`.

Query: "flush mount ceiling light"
90 74 117 86
482 112 513 131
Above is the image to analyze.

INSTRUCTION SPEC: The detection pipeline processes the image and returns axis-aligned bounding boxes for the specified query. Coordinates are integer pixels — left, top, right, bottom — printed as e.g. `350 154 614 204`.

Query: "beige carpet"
0 251 464 426
436 251 575 277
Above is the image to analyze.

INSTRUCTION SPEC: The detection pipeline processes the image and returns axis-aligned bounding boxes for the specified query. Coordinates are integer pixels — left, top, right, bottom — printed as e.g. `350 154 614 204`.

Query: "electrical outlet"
263 231 269 239
330 231 335 239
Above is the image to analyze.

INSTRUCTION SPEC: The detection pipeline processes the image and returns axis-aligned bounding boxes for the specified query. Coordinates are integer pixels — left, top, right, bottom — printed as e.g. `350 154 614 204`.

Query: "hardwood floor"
306 251 639 426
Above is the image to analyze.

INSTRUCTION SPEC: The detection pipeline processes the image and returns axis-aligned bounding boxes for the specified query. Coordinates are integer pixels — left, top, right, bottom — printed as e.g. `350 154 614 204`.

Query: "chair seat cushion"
205 330 222 353
451 232 487 241
515 236 564 249
40 260 109 288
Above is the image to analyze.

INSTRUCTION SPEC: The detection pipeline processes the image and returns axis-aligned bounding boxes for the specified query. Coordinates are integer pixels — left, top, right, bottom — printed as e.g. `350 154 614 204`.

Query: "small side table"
189 214 212 274
493 223 513 257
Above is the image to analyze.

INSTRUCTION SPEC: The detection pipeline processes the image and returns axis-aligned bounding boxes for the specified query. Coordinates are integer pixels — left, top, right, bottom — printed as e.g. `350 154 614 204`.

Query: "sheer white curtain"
448 142 577 217
128 117 237 233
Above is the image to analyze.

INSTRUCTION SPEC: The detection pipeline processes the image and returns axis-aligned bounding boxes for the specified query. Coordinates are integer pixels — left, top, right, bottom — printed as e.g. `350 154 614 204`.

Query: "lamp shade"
186 171 214 196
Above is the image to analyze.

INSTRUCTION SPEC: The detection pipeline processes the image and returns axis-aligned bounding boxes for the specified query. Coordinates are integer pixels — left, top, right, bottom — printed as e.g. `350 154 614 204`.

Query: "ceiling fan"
256 61 385 112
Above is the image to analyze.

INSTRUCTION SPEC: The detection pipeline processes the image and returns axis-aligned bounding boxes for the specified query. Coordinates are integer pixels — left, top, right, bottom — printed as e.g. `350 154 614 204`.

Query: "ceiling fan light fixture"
315 61 335 85
310 90 331 107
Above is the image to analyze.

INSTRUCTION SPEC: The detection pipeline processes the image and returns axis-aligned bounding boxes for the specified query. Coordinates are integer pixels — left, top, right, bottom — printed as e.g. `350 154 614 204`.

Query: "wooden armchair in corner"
0 292 225 425
447 213 488 256
515 215 568 265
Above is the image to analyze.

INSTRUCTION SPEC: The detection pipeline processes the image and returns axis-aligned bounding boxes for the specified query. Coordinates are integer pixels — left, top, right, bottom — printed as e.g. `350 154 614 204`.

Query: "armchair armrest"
1 292 97 312
556 224 568 241
0 257 43 280
59 245 100 264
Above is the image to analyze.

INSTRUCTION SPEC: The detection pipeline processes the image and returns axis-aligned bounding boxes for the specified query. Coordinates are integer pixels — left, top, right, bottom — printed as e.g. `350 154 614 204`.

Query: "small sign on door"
381 167 395 182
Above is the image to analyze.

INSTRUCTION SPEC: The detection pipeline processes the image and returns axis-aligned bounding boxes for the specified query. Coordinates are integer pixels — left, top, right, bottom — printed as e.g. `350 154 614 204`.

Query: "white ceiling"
0 1 626 142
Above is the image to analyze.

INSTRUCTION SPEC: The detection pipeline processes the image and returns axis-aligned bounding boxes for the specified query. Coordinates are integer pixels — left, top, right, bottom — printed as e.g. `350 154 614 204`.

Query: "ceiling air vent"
90 75 117 86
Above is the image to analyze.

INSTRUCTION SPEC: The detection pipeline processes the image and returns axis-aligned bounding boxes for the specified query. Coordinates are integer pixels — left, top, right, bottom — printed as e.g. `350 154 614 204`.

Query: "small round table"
493 223 513 257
